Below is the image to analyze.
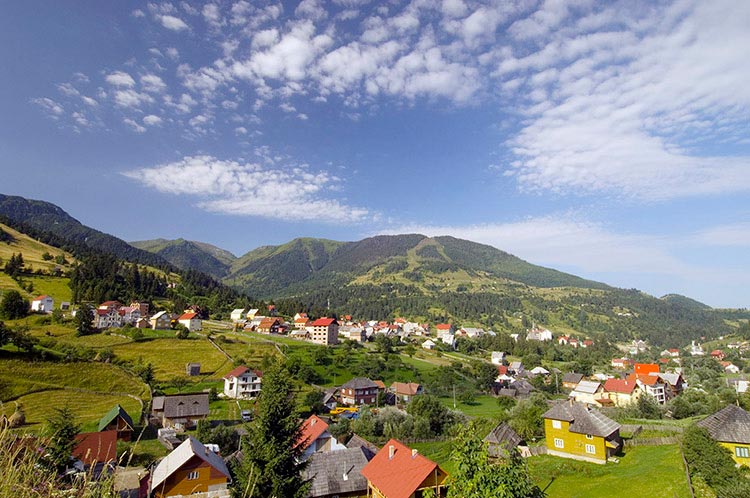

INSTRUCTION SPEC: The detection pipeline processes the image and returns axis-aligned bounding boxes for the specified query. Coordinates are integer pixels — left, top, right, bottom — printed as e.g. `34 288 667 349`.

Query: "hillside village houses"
223 366 262 399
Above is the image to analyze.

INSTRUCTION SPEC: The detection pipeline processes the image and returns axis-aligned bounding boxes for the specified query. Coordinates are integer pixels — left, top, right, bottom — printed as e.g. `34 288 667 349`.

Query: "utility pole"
453 384 456 409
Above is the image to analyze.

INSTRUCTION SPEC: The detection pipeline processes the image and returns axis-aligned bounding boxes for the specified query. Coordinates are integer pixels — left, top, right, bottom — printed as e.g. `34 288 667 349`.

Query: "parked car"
241 410 252 421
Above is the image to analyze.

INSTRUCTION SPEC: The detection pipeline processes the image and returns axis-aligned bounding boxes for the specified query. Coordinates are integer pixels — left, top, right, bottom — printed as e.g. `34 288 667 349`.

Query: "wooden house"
150 436 231 498
361 439 448 498
98 404 135 441
151 393 209 430
697 405 750 466
543 400 622 464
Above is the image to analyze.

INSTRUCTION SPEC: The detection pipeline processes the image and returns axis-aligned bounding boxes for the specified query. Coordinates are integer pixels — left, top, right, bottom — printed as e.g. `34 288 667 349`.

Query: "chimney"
389 445 395 459
412 449 418 458
311 418 316 426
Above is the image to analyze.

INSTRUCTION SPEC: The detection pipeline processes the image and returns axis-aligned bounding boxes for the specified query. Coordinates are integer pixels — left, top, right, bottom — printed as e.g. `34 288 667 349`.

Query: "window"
585 444 596 454
552 420 562 429
736 447 750 458
554 438 564 448
585 434 593 440
187 471 199 480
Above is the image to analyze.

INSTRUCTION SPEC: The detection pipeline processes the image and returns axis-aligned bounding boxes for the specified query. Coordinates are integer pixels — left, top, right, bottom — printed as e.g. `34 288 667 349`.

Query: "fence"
624 436 681 447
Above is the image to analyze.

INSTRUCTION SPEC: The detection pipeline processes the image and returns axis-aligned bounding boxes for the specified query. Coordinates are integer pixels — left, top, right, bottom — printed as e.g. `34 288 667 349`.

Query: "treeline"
69 253 167 304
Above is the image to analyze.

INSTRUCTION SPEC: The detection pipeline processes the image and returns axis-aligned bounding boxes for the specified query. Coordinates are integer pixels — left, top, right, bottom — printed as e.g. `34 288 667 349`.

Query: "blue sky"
1 0 749 308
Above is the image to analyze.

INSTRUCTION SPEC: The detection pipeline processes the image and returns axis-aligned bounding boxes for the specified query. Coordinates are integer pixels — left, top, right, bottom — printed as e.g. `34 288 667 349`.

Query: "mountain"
0 194 169 269
215 234 728 348
130 238 236 279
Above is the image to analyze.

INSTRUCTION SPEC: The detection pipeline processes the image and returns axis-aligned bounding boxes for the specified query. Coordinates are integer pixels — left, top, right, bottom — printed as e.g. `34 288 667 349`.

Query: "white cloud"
31 97 64 117
235 126 248 135
57 83 80 96
105 71 136 87
160 14 189 31
122 155 370 223
296 0 327 21
113 89 154 108
81 96 98 106
143 114 163 126
202 3 222 28
132 9 145 18
499 0 750 200
123 117 146 133
141 74 167 93
165 47 180 60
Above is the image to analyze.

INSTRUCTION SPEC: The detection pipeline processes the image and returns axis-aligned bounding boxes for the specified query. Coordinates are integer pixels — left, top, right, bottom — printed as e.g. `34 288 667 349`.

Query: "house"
530 366 550 376
230 308 246 322
697 405 750 466
297 414 347 462
185 363 201 376
98 300 122 311
439 333 456 349
561 373 584 390
722 362 741 374
31 295 54 313
340 377 379 406
310 317 339 345
339 325 366 342
294 317 311 329
257 317 281 334
459 327 485 338
484 422 522 458
690 341 705 356
661 348 680 358
630 339 648 354
628 373 667 404
118 306 141 324
98 404 135 441
711 349 726 360
72 430 117 478
570 380 604 406
150 310 172 330
150 436 231 498
245 309 259 320
94 308 123 329
733 379 750 394
657 372 686 399
558 336 569 346
135 317 150 329
151 393 209 430
526 327 553 342
602 378 642 407
390 382 423 403
304 446 376 498
434 323 453 337
294 312 309 321
60 301 71 311
130 301 149 316
611 358 631 369
361 439 448 498
509 361 524 375
422 339 436 350
543 400 622 464
490 351 506 365
223 366 262 399
178 312 202 332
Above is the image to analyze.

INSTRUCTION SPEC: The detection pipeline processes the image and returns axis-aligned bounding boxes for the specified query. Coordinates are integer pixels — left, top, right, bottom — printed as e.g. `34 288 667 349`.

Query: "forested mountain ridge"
130 238 237 278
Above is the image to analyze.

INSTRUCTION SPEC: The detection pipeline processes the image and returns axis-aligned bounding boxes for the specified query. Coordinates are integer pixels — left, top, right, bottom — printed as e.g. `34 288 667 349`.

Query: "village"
3 294 750 498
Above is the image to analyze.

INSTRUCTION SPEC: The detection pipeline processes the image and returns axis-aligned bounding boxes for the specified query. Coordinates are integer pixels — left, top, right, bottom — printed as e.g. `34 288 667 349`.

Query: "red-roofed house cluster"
87 300 203 332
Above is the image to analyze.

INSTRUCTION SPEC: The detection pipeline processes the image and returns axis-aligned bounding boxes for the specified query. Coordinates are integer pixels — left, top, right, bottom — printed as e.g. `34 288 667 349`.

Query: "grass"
528 445 692 498
411 439 457 475
0 223 75 273
110 337 234 381
437 394 504 418
25 275 72 303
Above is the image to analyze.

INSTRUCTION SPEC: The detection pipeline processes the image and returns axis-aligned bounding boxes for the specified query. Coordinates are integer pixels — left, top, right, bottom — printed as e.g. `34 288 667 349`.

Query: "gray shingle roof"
341 377 378 390
303 447 374 497
485 422 522 457
543 400 620 437
697 405 750 444
154 394 209 418
562 372 584 384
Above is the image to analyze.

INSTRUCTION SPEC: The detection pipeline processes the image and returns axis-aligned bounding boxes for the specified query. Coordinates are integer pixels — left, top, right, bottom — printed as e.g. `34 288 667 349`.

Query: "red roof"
73 431 117 466
497 365 508 375
435 323 451 330
361 439 443 498
604 378 638 394
312 317 337 326
628 373 660 386
224 366 249 379
296 414 329 451
634 363 660 375
179 312 198 320
34 295 50 301
711 350 724 356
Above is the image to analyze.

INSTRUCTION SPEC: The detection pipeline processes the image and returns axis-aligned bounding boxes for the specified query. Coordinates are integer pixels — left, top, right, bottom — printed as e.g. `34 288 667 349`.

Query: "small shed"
186 363 201 376
485 422 523 458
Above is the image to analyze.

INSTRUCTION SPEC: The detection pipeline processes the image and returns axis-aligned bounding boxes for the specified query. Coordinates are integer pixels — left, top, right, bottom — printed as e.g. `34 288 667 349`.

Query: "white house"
31 295 54 313
422 339 436 350
223 366 262 399
94 308 122 329
230 308 247 322
491 352 506 365
178 312 202 332
526 327 553 341
118 306 141 324
246 309 259 320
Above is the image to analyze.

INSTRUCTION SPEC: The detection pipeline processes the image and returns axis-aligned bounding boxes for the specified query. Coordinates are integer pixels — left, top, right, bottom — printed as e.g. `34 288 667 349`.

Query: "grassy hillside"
0 222 75 274
131 238 237 279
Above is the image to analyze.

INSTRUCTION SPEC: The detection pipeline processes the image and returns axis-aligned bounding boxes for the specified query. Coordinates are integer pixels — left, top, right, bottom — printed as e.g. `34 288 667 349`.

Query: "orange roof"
294 317 309 323
259 317 279 327
34 295 50 301
628 373 660 386
604 378 638 394
634 363 659 375
312 317 337 326
435 323 451 330
73 431 117 466
296 414 329 451
391 382 422 396
374 380 386 390
179 312 198 320
361 439 443 498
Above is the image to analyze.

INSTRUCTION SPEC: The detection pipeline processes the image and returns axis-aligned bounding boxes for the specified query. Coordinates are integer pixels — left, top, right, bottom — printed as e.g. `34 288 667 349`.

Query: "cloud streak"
122 155 371 223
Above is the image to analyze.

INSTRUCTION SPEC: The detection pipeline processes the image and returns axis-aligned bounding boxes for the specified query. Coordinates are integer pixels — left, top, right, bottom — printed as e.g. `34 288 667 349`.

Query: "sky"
1 0 749 308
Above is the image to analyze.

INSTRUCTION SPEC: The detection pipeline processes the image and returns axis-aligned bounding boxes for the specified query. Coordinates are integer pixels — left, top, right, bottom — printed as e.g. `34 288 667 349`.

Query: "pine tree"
233 364 309 498
44 407 81 472
75 304 95 336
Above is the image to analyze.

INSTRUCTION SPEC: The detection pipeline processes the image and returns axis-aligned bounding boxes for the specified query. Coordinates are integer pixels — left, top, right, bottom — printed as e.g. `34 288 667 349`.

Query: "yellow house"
697 405 750 465
150 437 231 498
543 400 622 464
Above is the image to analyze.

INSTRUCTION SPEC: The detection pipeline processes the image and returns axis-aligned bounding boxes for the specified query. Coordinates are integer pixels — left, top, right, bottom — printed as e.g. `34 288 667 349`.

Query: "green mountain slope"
0 194 169 269
130 238 236 278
